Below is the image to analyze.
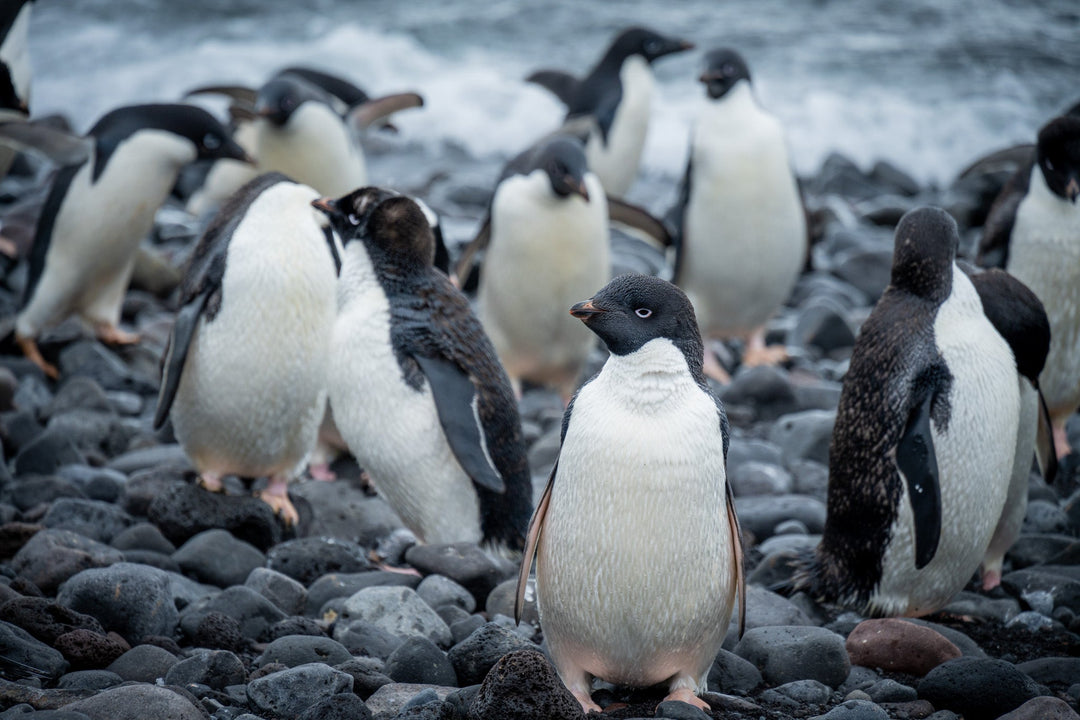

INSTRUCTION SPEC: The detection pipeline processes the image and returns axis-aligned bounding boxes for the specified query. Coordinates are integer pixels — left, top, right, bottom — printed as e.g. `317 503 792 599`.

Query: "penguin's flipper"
896 388 941 570
525 70 579 106
348 93 425 130
0 122 91 166
453 215 491 285
153 291 209 430
279 66 370 111
184 84 259 106
726 481 746 639
515 459 556 623
228 105 257 124
667 156 692 278
976 154 1035 268
607 197 674 251
1035 389 1059 484
412 354 506 494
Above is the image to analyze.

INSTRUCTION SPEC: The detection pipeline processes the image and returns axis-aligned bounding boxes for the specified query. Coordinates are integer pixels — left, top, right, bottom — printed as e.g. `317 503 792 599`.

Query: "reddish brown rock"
54 629 130 669
846 618 961 676
996 697 1080 720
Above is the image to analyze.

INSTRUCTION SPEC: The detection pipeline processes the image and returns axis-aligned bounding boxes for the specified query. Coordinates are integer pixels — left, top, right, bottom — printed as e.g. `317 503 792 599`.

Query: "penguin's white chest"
585 56 652 198
172 186 337 478
256 103 366 197
678 82 806 338
873 268 1019 616
1006 170 1080 418
479 172 609 389
329 249 481 544
537 339 735 687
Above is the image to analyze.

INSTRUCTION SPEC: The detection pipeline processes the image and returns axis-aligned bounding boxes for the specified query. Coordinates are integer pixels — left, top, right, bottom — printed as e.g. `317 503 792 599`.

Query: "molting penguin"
528 27 693 198
669 48 807 381
6 103 249 378
154 173 339 526
313 186 532 551
977 115 1080 457
797 208 1019 617
516 273 744 713
0 0 32 114
455 134 608 400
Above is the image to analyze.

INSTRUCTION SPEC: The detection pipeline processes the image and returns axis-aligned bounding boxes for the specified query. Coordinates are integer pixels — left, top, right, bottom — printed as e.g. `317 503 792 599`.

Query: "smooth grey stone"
41 498 132 543
334 619 406 660
741 585 816 630
63 684 204 720
13 430 85 476
56 562 177 643
734 494 827 540
7 474 85 512
57 341 155 395
165 570 219 610
719 366 798 422
246 567 307 616
107 444 192 474
808 698 889 720
0 620 68 679
334 656 393 700
734 625 850 687
164 649 246 689
172 529 265 588
404 543 508 609
1023 499 1070 534
308 572 421 617
417 575 475 614
726 438 784 473
447 622 535 687
763 678 832 705
247 662 353 718
365 683 456 720
866 678 917 703
450 616 485 645
917 657 1042 720
832 248 893 302
384 636 457 686
11 528 123 595
708 648 763 695
179 586 286 641
941 591 1020 623
729 461 793 497
768 409 836 467
297 693 373 720
291 480 404 546
1016 657 1080 687
105 644 178 683
340 586 453 648
655 700 710 719
267 536 372 586
255 635 353 668
55 466 126 504
110 522 176 554
266 616 327 641
56 669 123 691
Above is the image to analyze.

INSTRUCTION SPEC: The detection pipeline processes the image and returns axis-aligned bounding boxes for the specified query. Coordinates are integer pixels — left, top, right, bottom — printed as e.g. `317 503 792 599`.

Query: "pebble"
104 644 178 682
729 461 794 496
56 563 178 644
846 618 961 676
179 586 286 641
416 574 476 614
761 678 832 706
384 636 458 686
164 648 246 689
307 571 421 617
734 494 827 541
865 678 917 703
734 625 850 687
334 618 406 660
997 697 1080 720
335 657 393 700
256 635 353 668
339 586 453 648
741 585 816 631
291 480 404 546
470 650 582 720
0 597 105 644
404 543 506 609
245 567 308 616
297 693 374 720
447 622 537 686
147 481 281 552
267 536 372 585
809 698 890 720
56 669 123 691
364 683 456 720
0 620 69 680
708 648 763 695
53 629 128 670
62 683 205 720
1016 657 1080 687
247 662 354 717
768 409 836 466
917 657 1043 720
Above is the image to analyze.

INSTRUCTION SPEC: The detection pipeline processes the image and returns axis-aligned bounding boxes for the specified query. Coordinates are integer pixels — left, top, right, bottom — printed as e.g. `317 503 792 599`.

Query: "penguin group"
1 10 1077 715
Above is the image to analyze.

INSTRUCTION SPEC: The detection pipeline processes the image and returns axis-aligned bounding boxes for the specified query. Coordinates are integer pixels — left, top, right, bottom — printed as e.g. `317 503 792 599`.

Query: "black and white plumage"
313 186 532 551
455 134 608 400
669 48 806 380
7 103 249 379
0 0 32 115
154 172 339 526
798 208 1019 617
516 273 744 713
528 27 692 198
977 115 1080 456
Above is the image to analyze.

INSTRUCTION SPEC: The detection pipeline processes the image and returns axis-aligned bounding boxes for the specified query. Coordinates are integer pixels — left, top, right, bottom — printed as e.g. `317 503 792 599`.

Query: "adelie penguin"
796 208 1020 617
313 186 532 551
154 173 339 526
669 48 807 382
977 114 1080 457
1 103 250 379
528 26 693 198
515 274 745 713
0 0 32 115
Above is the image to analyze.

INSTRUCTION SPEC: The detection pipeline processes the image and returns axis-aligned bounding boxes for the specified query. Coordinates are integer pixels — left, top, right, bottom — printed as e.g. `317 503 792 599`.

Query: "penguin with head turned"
3 103 249 378
528 26 693 198
313 186 532 552
669 48 807 382
796 208 1020 617
977 115 1080 457
516 273 745 713
155 173 339 525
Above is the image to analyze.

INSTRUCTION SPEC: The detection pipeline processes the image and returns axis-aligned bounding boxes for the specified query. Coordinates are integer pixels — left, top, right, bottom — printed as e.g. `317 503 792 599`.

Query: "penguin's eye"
347 213 361 226
202 133 221 150
635 308 653 319
645 40 662 54
723 63 736 76
1045 158 1055 172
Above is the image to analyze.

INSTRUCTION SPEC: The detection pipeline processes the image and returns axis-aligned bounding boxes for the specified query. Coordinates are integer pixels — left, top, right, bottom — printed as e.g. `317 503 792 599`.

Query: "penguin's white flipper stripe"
516 460 556 623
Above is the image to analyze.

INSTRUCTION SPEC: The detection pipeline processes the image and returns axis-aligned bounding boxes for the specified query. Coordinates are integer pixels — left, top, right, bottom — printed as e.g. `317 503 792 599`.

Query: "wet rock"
104 643 178 682
179 586 286 642
809 698 890 719
255 635 352 668
384 636 457 686
846 619 961 676
471 649 582 720
147 481 282 551
734 494 827 540
0 597 105 644
172 528 265 588
12 529 123 595
917 657 1042 720
57 563 178 644
62 683 204 720
405 543 505 609
297 693 374 720
339 586 452 648
246 567 307 616
417 575 475 614
40 499 132 544
164 649 246 689
307 571 421 617
247 662 353 718
734 626 850 687
447 622 536 687
997 697 1080 720
743 585 816 630
267 536 371 586
0 620 69 680
291 480 403 546
708 648 763 695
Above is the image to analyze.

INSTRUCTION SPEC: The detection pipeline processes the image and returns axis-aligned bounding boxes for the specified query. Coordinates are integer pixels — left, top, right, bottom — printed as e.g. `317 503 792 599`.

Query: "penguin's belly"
679 149 805 339
257 110 366 197
330 296 481 544
872 280 1018 616
480 189 608 389
983 378 1037 573
585 57 652 198
186 159 259 217
172 242 335 478
1006 215 1080 420
537 376 733 686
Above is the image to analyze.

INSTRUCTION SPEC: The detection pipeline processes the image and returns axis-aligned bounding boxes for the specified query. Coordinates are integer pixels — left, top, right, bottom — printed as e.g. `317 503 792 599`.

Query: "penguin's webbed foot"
1053 424 1071 460
570 688 602 715
258 475 299 527
95 323 140 345
661 687 709 711
16 335 59 380
308 462 337 482
196 473 224 493
981 568 1002 592
741 342 789 368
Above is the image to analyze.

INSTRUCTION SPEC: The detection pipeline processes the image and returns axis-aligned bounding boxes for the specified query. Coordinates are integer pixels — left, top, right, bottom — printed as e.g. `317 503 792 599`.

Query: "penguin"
455 134 609 401
669 48 807 382
183 115 259 218
527 26 693 198
977 115 1080 457
796 208 1020 617
154 173 339 526
0 0 32 114
515 273 745 713
312 186 532 551
4 104 250 379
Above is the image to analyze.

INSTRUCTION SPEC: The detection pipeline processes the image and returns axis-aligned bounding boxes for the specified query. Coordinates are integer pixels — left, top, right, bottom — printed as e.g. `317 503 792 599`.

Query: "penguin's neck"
597 338 698 410
701 80 760 126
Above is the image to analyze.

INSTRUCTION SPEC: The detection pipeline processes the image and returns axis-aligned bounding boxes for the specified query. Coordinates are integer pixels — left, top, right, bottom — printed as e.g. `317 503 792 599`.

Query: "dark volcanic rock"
105 643 179 682
997 697 1080 720
297 692 374 720
56 465 126 504
57 341 156 395
179 586 286 642
808 698 890 719
267 536 372 585
41 498 132 544
110 522 176 554
334 657 393 700
917 657 1042 720
0 597 106 644
338 586 452 648
734 494 827 540
13 430 85 476
246 662 354 718
11 529 123 595
255 635 353 668
471 649 583 720
7 475 85 512
62 683 204 720
385 636 458 686
447 622 536 687
708 648 764 695
246 566 307 615
1016 656 1080 687
307 571 421 617
172 528 266 588
417 574 475 613
291 479 404 546
266 615 327 640
404 543 505 609
147 481 283 551
57 669 123 691
191 610 245 652
56 563 178 644
0 521 43 559
52 629 129 670
734 626 850 688
719 365 799 422
164 649 246 689
0 619 69 680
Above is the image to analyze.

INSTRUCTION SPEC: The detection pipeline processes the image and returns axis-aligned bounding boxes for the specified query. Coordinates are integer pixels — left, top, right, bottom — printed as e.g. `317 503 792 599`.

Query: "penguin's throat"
601 339 697 409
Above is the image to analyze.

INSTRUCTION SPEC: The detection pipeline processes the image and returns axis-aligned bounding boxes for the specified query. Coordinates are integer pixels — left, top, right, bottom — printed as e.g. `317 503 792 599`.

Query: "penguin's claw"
197 473 224 493
258 476 298 527
571 689 602 714
981 568 1002 591
741 342 789 368
308 462 337 482
95 324 140 345
16 335 58 380
661 687 709 711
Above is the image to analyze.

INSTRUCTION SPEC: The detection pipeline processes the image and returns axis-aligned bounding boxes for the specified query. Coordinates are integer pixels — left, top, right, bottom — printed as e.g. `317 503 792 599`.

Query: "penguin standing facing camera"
313 186 532 551
528 26 693 198
155 173 339 526
4 104 250 378
797 208 1019 617
516 273 744 713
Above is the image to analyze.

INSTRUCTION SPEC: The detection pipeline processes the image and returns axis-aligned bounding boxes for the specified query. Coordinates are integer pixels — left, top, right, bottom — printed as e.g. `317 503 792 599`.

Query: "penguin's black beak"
570 300 605 320
311 197 337 215
1066 176 1079 203
567 176 590 202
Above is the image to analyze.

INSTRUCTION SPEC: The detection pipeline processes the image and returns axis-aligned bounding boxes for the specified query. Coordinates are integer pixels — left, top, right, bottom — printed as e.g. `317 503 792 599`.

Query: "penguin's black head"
608 27 694 65
531 135 590 201
256 75 324 127
313 186 436 269
890 207 958 302
0 64 27 115
571 273 703 364
89 104 253 166
1036 116 1080 204
700 48 752 100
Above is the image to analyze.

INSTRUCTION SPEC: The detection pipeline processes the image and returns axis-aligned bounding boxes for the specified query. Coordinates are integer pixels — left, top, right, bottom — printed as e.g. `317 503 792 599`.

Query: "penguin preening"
313 186 532 551
155 173 339 526
3 103 250 379
796 208 1019 617
670 48 807 382
516 273 744 713
977 115 1080 458
528 26 693 198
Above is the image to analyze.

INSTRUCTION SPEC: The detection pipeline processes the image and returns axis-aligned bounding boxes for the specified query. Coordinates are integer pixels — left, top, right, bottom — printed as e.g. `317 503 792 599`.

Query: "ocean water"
27 0 1080 192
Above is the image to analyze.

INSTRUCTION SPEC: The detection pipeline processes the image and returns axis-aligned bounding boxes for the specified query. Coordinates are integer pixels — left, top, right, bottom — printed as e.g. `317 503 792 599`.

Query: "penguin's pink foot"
258 476 299 527
703 349 731 384
571 689 602 714
16 334 58 380
308 462 337 482
981 568 1002 592
94 323 140 345
197 473 223 493
661 687 709 711
742 326 789 368
1053 424 1071 459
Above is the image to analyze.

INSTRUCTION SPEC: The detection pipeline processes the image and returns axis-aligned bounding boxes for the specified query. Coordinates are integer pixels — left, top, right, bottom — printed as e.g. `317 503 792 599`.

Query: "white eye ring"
635 308 652 318
1045 159 1055 171
203 133 220 150
347 213 361 225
